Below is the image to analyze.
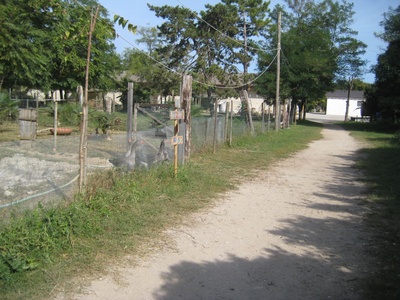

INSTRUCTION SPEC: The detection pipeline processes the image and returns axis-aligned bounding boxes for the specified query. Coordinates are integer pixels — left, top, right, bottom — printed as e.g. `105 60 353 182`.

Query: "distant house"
325 90 365 118
219 91 267 115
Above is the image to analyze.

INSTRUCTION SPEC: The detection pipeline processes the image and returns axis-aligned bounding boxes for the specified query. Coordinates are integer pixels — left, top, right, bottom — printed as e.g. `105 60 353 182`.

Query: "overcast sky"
98 0 399 83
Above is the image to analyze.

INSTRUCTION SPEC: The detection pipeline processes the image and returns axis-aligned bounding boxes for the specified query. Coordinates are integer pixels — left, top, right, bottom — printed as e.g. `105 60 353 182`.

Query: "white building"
326 90 365 118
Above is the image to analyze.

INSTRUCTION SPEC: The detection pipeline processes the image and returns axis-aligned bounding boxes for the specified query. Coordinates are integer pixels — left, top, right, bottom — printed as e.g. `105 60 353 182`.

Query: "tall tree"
321 0 367 121
337 38 367 121
257 0 363 123
136 26 161 56
0 0 120 96
221 0 271 87
367 5 400 121
148 4 237 106
257 1 336 123
50 0 119 94
0 0 57 91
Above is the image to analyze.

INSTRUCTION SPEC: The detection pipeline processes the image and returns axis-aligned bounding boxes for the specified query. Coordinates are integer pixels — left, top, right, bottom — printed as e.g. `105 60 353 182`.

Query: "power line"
74 0 278 91
280 50 297 80
198 52 278 90
73 0 182 77
176 0 277 54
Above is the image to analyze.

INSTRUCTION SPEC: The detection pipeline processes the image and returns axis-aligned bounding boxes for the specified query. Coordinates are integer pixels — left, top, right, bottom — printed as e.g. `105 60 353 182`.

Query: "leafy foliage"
0 93 19 121
0 0 121 95
0 0 55 91
366 5 400 121
257 0 365 122
46 102 82 127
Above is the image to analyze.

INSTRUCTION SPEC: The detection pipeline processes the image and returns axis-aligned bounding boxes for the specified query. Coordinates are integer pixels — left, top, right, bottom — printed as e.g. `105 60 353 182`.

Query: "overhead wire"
280 50 297 80
176 0 278 54
195 52 278 90
72 0 182 77
74 0 280 90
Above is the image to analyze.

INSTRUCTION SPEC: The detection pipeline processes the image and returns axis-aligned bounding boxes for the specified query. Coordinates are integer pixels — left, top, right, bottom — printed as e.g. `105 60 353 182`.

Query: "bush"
0 93 18 121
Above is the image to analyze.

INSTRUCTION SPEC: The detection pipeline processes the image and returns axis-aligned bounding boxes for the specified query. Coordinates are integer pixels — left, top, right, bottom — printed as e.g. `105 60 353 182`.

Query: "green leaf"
128 23 137 34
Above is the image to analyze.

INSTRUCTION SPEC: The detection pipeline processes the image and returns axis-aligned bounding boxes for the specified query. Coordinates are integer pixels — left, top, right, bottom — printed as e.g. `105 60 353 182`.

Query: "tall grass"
340 121 400 300
0 121 322 299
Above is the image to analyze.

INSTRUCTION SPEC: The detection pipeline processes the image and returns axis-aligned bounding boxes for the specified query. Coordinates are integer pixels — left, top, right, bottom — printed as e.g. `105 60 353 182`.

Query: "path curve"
64 121 372 300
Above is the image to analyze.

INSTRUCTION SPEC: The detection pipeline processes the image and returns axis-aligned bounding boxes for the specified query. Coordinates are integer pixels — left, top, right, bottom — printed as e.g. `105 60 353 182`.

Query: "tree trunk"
289 97 298 124
297 99 304 121
344 79 353 122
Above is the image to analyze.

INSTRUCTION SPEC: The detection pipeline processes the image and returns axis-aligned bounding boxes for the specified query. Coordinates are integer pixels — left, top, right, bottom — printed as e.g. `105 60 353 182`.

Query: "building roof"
326 90 365 100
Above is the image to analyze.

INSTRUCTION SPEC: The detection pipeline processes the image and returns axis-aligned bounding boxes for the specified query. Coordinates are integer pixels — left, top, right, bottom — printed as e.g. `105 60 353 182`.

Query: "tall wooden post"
53 93 58 152
229 100 233 146
79 6 99 193
275 11 281 132
213 98 218 154
127 82 134 151
112 93 116 113
267 105 271 131
224 101 230 142
261 102 265 132
182 74 192 162
133 103 138 133
174 119 179 177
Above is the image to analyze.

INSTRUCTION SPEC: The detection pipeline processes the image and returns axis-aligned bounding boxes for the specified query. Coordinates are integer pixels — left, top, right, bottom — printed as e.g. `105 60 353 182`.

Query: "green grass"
0 120 322 299
340 121 400 300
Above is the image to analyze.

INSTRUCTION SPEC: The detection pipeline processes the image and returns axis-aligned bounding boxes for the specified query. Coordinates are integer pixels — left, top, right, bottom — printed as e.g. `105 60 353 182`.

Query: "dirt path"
63 121 372 300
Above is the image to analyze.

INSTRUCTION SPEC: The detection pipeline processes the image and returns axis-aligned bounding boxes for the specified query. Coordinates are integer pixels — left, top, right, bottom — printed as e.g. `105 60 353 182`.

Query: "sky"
98 0 399 83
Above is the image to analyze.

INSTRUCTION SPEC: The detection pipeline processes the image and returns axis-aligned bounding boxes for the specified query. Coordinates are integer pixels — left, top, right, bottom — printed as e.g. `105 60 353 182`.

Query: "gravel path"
61 118 372 300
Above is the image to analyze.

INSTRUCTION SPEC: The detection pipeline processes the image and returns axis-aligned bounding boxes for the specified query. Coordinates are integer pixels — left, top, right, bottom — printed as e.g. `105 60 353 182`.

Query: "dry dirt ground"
58 115 374 300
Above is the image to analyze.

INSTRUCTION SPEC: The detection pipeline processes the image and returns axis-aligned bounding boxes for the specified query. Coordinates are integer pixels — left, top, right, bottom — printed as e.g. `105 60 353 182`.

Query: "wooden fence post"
225 101 230 142
182 74 192 162
79 6 99 193
127 82 134 151
213 98 218 154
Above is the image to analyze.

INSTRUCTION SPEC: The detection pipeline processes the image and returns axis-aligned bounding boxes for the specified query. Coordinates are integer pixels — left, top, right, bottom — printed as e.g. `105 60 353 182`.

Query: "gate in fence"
19 109 37 140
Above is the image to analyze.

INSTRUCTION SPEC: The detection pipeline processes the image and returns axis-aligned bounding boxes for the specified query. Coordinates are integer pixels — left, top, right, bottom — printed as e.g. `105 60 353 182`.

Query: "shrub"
0 93 19 121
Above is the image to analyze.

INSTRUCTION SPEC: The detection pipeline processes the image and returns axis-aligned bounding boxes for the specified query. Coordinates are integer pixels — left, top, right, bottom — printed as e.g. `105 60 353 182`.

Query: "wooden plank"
137 103 171 108
19 109 37 121
137 106 169 127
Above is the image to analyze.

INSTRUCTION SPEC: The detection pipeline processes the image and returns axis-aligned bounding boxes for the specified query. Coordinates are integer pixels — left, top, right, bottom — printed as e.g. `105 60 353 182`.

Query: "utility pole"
275 11 281 132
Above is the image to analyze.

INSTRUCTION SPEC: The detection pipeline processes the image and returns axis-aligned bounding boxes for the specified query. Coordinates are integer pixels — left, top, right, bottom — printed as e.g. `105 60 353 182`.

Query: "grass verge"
0 120 322 300
340 121 400 300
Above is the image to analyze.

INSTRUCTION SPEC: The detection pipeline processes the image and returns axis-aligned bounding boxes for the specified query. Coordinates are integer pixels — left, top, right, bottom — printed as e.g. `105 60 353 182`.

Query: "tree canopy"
0 0 373 112
365 5 400 121
0 0 120 95
256 0 366 122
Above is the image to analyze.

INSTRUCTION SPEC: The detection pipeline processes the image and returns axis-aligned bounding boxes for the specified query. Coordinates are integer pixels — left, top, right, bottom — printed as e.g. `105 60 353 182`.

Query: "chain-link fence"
0 101 272 214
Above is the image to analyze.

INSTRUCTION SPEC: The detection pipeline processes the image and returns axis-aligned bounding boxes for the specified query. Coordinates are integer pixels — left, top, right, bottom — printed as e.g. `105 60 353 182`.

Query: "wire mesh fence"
0 102 273 214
